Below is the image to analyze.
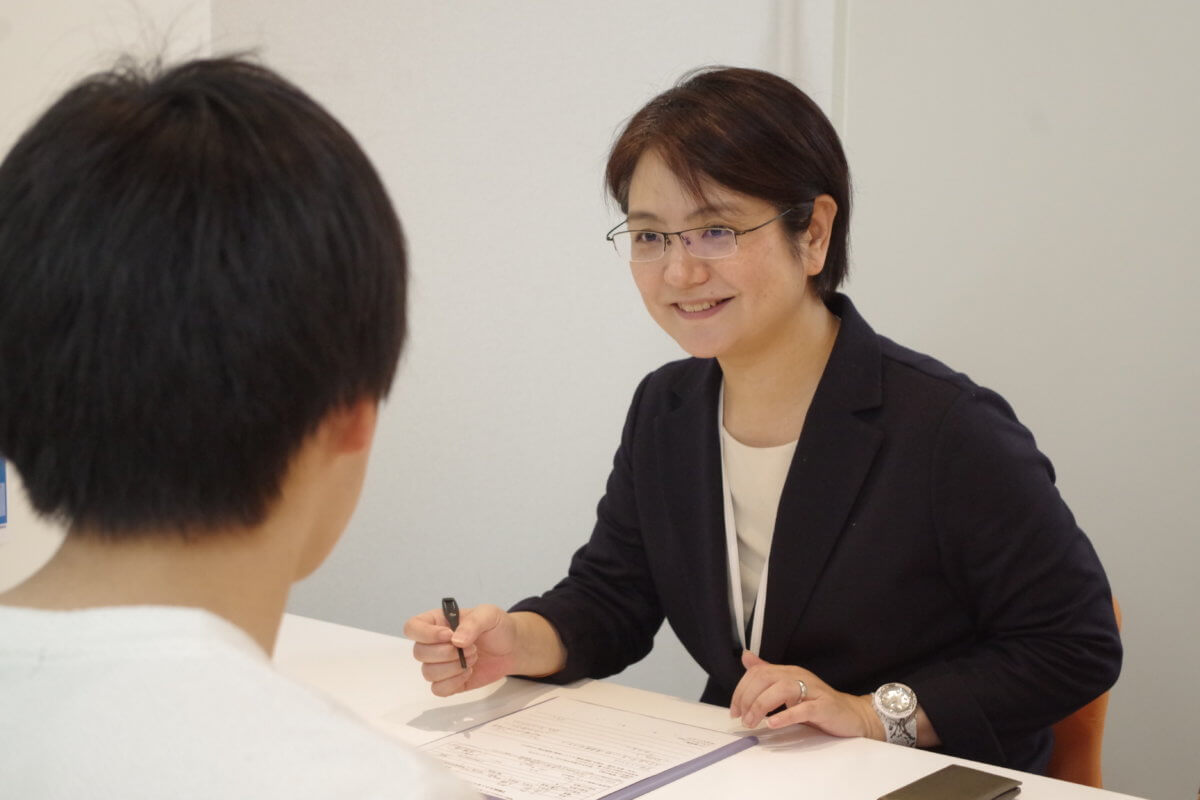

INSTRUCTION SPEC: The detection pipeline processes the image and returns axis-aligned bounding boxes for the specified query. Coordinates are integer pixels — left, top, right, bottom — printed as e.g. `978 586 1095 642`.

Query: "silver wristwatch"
873 682 918 747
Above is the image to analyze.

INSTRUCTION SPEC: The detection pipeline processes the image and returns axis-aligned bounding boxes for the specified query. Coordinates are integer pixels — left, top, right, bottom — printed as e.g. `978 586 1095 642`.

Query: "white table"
274 614 1145 799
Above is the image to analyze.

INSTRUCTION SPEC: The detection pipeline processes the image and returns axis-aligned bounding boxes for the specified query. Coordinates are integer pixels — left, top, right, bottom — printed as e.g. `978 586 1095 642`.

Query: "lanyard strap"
717 383 769 655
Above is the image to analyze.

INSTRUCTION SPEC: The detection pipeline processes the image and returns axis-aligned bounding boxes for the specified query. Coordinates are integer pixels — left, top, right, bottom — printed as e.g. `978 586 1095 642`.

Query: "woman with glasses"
406 67 1121 773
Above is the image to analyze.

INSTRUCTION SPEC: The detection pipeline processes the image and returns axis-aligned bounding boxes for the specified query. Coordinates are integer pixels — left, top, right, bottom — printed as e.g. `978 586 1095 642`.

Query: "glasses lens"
612 231 665 262
682 227 737 259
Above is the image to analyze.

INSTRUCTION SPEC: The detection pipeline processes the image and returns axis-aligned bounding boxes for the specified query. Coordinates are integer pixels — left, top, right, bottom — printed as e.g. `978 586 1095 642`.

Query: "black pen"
441 597 468 669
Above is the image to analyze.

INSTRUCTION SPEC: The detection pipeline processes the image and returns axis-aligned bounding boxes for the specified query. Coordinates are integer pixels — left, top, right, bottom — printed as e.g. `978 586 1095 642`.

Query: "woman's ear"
800 194 838 277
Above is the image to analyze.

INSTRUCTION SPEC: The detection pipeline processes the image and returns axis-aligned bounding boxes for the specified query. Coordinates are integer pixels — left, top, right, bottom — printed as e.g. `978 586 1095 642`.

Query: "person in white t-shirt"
0 56 475 800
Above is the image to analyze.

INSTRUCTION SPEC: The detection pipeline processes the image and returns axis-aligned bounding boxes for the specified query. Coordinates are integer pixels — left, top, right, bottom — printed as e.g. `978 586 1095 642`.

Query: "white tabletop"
273 614 1145 799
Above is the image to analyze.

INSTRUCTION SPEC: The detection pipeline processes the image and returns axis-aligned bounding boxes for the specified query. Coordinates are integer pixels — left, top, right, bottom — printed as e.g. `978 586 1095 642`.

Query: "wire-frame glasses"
605 207 796 262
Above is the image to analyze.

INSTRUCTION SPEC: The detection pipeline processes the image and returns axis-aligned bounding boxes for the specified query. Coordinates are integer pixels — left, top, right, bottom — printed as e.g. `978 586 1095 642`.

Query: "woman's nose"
661 235 709 288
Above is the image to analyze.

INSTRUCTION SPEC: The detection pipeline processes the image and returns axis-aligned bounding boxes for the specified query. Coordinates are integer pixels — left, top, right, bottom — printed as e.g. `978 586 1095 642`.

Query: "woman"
405 67 1121 773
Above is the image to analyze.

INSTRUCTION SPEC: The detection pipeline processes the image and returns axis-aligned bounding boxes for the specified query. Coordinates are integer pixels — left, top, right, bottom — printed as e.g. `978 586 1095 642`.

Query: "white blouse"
718 386 799 653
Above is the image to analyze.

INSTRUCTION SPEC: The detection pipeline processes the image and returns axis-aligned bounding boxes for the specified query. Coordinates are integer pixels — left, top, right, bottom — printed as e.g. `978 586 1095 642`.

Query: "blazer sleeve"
902 387 1122 765
509 372 666 683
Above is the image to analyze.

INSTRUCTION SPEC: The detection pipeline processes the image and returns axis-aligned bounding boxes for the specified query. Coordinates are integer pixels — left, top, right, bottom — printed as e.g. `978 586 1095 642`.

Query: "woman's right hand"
404 603 520 696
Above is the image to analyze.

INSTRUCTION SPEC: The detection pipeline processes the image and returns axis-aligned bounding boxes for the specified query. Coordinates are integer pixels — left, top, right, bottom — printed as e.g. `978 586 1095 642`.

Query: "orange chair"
1046 597 1123 788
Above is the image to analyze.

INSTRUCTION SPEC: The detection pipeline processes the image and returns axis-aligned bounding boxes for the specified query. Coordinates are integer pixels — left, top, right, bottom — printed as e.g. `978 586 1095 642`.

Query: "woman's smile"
673 297 732 317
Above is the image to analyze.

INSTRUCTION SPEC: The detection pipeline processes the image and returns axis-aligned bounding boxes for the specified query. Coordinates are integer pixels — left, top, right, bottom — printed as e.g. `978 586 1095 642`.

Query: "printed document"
421 695 755 800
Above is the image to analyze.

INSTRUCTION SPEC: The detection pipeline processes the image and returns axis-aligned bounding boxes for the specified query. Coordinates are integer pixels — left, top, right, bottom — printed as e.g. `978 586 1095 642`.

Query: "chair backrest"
1045 596 1122 788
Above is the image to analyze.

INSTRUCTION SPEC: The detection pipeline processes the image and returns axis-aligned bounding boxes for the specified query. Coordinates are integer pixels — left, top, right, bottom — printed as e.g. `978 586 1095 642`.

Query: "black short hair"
607 67 852 299
0 56 407 536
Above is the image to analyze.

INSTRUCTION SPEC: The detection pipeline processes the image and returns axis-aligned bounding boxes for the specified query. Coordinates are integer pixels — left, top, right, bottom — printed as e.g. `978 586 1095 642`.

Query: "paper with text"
421 696 755 800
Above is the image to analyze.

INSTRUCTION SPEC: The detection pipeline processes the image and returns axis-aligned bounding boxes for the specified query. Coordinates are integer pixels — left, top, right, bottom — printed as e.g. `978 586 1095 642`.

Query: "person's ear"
799 195 838 277
320 397 378 455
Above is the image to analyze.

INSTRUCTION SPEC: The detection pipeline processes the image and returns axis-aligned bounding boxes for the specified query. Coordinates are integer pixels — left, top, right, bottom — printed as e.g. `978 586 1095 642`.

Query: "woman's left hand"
730 651 882 738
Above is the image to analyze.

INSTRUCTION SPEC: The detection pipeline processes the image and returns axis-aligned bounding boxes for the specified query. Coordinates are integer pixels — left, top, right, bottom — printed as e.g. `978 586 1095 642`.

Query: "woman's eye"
701 227 733 240
634 231 663 244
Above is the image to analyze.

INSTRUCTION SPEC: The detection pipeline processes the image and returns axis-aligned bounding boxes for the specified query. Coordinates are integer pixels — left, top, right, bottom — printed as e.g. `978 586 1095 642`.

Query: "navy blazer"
513 294 1121 772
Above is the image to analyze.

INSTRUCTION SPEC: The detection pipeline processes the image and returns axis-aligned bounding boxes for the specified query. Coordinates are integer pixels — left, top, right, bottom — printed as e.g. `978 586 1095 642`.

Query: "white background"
1 3 1196 798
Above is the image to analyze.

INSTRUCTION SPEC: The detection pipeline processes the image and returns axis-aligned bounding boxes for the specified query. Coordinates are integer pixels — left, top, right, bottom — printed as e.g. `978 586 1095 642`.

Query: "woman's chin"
669 336 724 360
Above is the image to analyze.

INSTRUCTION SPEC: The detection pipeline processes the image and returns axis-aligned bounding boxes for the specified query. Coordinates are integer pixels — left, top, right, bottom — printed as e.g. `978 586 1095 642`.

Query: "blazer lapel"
654 361 743 679
759 296 884 663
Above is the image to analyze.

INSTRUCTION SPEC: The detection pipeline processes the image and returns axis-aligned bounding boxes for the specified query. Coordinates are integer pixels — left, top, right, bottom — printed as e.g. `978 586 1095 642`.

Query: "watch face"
877 683 915 717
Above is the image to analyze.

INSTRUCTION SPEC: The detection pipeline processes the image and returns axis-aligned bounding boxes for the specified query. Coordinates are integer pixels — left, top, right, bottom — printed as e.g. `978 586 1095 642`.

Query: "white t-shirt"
0 605 477 800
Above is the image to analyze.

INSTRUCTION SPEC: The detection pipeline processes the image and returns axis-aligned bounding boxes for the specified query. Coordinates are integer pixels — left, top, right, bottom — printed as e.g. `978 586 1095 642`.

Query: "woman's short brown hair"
606 66 851 299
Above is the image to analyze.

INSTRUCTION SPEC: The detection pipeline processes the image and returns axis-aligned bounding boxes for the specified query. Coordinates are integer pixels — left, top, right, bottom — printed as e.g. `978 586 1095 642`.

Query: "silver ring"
795 679 808 702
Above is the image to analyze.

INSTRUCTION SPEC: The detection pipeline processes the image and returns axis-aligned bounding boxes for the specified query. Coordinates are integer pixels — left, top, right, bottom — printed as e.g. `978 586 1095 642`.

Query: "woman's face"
625 150 827 363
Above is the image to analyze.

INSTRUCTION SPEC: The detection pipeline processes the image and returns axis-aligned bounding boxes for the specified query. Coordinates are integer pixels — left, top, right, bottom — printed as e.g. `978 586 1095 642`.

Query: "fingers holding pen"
405 603 515 697
422 652 477 697
413 636 477 674
402 608 453 644
443 603 499 647
406 607 472 684
405 603 495 651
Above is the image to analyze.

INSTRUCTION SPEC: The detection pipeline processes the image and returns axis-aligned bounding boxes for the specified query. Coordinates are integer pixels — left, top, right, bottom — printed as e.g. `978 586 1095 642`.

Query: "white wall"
840 3 1200 798
210 0 788 702
0 0 210 592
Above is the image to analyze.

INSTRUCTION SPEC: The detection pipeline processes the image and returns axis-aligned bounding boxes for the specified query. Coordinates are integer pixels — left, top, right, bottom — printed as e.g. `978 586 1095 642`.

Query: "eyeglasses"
605 207 796 262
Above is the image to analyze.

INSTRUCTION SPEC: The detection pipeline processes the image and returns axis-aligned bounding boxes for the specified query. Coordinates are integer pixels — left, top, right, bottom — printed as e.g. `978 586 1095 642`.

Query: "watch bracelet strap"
883 711 918 747
873 682 919 747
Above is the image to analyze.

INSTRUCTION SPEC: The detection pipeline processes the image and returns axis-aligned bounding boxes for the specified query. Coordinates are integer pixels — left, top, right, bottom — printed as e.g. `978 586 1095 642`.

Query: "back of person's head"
605 66 852 299
0 56 407 537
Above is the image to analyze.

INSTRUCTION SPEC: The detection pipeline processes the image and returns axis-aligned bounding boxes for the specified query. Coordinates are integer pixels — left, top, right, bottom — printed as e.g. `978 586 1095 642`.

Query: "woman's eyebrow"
626 202 745 227
687 202 745 220
625 210 664 226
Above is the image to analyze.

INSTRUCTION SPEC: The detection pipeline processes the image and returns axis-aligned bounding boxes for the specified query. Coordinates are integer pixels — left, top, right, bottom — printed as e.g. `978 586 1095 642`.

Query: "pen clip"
440 597 468 669
441 597 460 629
